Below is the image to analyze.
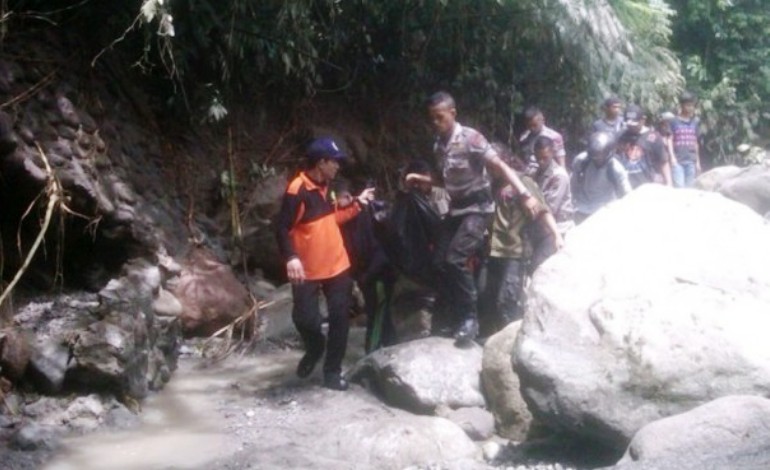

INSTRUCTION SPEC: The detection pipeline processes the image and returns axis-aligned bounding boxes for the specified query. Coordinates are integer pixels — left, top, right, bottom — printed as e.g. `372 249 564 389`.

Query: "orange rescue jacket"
275 172 360 280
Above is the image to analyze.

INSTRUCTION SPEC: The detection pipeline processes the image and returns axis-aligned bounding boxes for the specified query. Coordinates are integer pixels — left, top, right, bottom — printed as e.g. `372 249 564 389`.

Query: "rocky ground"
1 325 588 470
5 182 770 470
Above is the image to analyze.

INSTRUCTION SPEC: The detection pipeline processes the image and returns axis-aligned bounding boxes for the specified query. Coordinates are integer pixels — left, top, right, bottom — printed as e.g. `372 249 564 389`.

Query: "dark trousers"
434 213 490 326
291 272 353 376
530 234 557 274
478 257 524 337
361 276 397 353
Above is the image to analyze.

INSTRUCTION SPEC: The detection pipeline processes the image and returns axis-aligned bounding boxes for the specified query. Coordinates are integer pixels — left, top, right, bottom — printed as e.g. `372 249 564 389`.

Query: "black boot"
454 317 479 347
296 350 323 378
323 372 349 391
296 328 325 378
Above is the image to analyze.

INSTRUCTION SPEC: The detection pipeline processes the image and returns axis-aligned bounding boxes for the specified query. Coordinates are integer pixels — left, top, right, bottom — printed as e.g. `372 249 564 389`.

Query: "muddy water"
43 329 368 470
43 351 302 470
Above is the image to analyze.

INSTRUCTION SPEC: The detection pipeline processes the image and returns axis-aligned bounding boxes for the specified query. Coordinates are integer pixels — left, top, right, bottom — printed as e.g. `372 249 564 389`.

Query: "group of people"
274 90 702 391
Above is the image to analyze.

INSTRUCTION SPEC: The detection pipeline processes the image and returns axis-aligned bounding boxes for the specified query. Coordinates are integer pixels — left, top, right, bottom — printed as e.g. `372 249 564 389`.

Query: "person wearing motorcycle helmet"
570 131 632 224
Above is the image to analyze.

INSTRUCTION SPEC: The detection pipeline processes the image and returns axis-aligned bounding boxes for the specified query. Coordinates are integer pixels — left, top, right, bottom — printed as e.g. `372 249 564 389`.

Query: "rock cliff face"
0 41 196 399
0 54 190 290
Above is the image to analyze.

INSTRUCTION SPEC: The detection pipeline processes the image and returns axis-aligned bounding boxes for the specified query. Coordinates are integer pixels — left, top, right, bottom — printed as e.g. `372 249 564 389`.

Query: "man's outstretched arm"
484 154 539 217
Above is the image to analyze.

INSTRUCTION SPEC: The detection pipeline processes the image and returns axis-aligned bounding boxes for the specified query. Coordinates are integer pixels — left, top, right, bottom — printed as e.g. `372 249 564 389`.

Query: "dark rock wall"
0 45 193 291
0 40 192 399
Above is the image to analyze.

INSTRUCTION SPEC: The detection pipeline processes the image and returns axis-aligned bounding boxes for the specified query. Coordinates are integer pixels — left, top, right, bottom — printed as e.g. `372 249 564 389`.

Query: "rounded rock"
11 423 58 451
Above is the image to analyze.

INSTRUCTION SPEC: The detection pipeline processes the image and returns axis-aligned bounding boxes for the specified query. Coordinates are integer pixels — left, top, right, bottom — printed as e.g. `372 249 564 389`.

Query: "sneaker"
454 318 479 346
296 351 322 379
323 373 349 391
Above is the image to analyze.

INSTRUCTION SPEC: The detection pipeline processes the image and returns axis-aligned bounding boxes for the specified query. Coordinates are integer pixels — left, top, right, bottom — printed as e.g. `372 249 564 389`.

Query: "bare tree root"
90 13 142 68
199 296 267 365
0 144 60 309
0 69 57 110
15 188 44 258
0 143 94 309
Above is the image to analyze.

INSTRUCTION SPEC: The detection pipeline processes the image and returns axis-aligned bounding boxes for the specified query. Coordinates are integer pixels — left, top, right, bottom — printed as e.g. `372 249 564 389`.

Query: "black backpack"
379 190 441 284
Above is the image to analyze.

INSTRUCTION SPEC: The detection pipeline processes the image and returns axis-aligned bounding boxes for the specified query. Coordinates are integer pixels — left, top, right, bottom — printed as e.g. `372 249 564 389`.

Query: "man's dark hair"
426 91 455 109
523 106 543 123
602 96 622 108
679 91 697 104
405 158 433 176
533 135 555 152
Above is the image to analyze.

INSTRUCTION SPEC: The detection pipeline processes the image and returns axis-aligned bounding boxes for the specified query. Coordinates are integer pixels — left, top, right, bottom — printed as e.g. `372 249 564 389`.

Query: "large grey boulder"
618 395 770 466
258 283 296 340
480 321 533 440
436 405 496 441
27 338 70 393
315 413 479 468
69 259 181 398
233 171 287 276
166 247 254 338
349 337 485 413
234 384 480 469
17 260 181 399
606 454 770 470
712 161 770 217
694 165 741 191
514 185 770 450
10 423 59 451
602 452 770 470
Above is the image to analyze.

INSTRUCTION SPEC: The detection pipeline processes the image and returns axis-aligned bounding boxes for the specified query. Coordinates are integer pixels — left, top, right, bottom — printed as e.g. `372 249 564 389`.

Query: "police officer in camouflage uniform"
427 91 538 345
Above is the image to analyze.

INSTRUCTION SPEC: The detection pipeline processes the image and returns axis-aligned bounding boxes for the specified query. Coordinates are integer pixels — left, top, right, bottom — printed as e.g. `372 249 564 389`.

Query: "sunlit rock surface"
618 395 770 467
514 185 770 449
481 320 534 440
710 161 770 217
350 336 485 413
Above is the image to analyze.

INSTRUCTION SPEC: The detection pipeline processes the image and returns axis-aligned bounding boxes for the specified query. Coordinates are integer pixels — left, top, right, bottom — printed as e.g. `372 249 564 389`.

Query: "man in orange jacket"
274 137 374 391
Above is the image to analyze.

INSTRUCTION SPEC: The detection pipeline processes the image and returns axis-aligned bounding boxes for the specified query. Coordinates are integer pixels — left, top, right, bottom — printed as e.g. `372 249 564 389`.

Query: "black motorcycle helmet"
587 131 616 165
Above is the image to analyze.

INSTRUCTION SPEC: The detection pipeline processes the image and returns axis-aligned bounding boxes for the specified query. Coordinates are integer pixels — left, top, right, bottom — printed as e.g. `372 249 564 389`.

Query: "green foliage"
5 0 684 154
12 0 769 170
669 0 770 164
123 0 683 145
609 0 683 109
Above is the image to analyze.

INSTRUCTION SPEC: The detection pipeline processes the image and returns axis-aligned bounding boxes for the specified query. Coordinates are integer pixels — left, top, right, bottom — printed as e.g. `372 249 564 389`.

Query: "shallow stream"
42 329 369 470
43 351 301 470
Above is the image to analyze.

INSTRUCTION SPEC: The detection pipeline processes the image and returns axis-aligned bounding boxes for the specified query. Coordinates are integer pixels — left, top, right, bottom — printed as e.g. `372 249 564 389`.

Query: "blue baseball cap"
624 104 644 126
306 137 347 162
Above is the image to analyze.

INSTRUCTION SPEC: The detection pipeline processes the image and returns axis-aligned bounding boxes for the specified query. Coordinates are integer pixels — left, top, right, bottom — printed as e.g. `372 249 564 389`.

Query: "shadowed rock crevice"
0 106 152 293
